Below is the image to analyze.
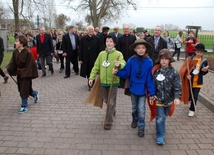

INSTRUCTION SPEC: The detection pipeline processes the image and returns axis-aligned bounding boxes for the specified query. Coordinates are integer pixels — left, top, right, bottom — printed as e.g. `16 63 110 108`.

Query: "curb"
198 92 214 113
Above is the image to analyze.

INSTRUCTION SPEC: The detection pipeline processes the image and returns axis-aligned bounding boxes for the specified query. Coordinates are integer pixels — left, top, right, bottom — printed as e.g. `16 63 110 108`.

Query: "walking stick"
186 58 196 114
103 55 120 127
9 75 18 85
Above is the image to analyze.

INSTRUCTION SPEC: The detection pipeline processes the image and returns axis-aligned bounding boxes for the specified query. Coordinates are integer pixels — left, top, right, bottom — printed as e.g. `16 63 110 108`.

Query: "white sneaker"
188 110 195 117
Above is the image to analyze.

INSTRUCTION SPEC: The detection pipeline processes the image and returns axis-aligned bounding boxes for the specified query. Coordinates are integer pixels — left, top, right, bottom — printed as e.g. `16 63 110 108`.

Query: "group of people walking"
0 24 209 145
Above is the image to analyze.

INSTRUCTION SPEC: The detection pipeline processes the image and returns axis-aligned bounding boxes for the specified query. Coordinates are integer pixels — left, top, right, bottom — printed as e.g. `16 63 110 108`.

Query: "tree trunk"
13 0 19 30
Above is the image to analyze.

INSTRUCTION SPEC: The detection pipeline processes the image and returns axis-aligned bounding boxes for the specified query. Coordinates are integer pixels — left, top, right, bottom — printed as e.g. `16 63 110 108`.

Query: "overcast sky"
2 0 214 30
56 0 214 30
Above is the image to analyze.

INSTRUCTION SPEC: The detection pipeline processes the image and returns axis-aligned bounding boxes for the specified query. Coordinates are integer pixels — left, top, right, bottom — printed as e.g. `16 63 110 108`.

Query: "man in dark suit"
36 26 54 77
109 26 122 44
146 26 167 64
62 26 80 78
116 24 136 87
79 25 101 90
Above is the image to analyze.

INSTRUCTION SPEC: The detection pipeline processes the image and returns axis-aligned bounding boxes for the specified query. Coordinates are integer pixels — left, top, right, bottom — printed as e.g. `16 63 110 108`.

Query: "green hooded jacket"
89 49 126 86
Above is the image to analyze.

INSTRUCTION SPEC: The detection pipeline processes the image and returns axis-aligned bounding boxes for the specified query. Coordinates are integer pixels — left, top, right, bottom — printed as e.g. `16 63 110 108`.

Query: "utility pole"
36 15 40 29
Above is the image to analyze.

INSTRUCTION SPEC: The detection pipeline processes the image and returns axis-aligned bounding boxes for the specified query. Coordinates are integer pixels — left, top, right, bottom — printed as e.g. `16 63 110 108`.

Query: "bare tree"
0 6 10 20
66 0 137 27
54 13 70 30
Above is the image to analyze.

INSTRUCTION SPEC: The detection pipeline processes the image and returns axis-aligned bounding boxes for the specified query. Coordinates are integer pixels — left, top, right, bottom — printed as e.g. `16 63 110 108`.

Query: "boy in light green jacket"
89 35 125 130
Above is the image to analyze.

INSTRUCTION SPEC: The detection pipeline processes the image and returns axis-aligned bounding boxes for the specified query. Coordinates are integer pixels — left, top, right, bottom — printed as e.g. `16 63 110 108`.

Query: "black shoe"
64 76 70 78
51 70 54 74
42 74 46 77
3 76 9 84
138 129 145 137
131 121 137 128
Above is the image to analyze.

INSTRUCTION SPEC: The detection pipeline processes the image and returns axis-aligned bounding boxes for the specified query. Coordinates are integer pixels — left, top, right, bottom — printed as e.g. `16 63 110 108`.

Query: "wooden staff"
103 55 120 127
186 58 196 114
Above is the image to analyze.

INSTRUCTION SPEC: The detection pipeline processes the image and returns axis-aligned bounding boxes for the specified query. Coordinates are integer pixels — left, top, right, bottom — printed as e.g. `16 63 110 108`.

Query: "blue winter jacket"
116 54 156 96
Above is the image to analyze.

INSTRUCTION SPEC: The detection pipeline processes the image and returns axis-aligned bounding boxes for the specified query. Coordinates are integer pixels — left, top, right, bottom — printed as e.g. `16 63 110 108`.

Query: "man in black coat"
146 26 167 64
79 26 101 90
116 24 136 87
36 26 54 77
62 26 80 78
98 26 110 51
116 24 136 62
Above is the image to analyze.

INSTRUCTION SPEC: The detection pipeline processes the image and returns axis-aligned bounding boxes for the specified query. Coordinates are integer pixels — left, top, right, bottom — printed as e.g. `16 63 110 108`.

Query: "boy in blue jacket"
113 39 156 137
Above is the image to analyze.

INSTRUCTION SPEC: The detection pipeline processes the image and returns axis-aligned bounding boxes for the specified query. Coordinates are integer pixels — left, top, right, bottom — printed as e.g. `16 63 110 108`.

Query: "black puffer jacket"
153 66 181 105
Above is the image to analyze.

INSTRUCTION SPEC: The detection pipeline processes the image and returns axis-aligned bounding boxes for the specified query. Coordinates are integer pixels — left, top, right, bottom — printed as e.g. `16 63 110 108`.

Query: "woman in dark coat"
79 26 101 90
7 35 39 113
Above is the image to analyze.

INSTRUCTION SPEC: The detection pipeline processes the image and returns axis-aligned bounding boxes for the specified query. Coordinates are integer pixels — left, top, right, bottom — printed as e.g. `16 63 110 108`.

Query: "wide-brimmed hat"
195 43 207 52
155 49 175 64
129 39 152 51
104 35 117 44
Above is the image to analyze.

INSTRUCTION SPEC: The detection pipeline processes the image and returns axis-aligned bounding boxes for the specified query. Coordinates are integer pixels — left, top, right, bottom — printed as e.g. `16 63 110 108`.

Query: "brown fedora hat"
155 49 175 64
129 39 152 51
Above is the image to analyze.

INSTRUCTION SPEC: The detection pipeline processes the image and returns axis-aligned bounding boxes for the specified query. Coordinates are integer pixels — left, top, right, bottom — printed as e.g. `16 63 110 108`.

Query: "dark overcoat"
79 34 101 78
116 34 136 61
146 36 167 64
7 48 38 98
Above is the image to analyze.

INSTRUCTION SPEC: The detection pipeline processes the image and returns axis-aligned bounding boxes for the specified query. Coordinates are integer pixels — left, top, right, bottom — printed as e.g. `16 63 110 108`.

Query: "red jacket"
29 46 38 61
183 37 200 53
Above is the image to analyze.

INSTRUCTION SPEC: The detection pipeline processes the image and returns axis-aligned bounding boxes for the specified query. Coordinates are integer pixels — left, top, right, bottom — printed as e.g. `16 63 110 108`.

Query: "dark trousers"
0 57 6 78
189 88 200 111
172 48 181 60
39 55 53 75
58 54 64 70
65 55 79 76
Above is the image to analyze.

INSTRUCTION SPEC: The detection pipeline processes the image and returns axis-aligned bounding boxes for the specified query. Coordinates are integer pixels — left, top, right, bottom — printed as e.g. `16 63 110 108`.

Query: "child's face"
15 39 23 49
134 44 146 56
195 50 203 58
106 38 115 49
160 57 170 68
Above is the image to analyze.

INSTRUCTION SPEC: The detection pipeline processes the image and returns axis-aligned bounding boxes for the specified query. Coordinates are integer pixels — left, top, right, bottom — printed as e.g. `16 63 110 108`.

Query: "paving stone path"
0 61 213 155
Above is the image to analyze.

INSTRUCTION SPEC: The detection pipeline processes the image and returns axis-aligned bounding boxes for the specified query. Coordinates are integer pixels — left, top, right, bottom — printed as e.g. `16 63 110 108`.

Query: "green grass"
1 52 12 68
110 29 214 49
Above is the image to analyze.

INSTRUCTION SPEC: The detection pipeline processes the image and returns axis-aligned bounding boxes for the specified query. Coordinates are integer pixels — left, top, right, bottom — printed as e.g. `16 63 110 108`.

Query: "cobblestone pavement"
0 61 213 155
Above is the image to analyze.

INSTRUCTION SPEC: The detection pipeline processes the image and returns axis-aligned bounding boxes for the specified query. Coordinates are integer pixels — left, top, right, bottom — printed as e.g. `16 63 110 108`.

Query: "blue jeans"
131 94 146 130
156 105 170 138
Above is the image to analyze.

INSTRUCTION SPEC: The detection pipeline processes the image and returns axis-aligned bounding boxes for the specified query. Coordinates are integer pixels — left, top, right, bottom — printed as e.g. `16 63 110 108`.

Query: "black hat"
195 43 207 52
104 35 117 44
129 39 152 51
102 26 110 31
155 49 175 64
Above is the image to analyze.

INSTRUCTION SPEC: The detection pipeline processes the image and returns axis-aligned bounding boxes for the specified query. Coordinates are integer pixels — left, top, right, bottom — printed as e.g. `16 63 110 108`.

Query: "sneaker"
138 129 145 137
34 91 39 103
18 107 29 113
3 76 9 84
157 137 165 145
188 110 195 117
131 121 137 128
